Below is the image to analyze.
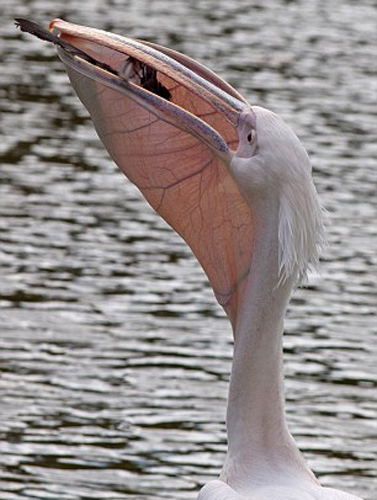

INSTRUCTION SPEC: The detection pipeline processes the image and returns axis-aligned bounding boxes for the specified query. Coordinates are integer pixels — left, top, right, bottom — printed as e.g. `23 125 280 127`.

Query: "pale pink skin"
49 19 364 500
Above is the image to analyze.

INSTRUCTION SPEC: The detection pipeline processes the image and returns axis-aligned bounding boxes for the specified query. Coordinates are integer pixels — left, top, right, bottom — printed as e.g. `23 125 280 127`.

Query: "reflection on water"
1 1 377 499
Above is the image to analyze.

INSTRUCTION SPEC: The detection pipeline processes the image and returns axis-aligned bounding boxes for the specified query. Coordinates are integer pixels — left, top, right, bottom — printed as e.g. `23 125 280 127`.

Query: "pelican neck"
221 204 317 491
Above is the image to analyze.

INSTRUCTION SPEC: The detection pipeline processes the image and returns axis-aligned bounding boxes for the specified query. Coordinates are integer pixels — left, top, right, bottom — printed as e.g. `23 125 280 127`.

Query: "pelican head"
230 105 325 285
29 18 323 306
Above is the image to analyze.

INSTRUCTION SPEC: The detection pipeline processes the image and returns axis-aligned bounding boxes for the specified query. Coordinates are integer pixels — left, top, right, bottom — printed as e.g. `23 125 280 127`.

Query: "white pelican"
16 18 364 500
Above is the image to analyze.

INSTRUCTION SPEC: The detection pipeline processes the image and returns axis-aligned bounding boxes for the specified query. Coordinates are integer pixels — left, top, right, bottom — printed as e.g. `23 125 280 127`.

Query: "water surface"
1 1 377 499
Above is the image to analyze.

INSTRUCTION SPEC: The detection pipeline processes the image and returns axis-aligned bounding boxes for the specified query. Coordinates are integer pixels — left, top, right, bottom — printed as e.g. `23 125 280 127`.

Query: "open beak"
48 18 248 160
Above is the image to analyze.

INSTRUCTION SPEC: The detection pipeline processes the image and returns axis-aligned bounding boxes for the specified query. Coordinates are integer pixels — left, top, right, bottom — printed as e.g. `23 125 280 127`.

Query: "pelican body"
16 18 364 500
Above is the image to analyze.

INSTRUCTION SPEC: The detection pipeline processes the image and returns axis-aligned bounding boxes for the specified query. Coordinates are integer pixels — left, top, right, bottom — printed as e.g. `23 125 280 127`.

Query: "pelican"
16 18 364 500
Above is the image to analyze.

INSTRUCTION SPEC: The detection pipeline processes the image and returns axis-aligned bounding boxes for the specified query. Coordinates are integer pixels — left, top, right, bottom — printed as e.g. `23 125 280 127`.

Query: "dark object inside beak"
120 56 171 101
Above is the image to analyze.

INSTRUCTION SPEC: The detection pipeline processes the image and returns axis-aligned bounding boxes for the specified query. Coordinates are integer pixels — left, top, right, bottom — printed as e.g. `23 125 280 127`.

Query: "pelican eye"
247 130 255 144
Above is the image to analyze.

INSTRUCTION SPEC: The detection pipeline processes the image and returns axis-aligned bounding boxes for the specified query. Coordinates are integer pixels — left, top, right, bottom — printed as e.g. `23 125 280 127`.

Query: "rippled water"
1 1 377 499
